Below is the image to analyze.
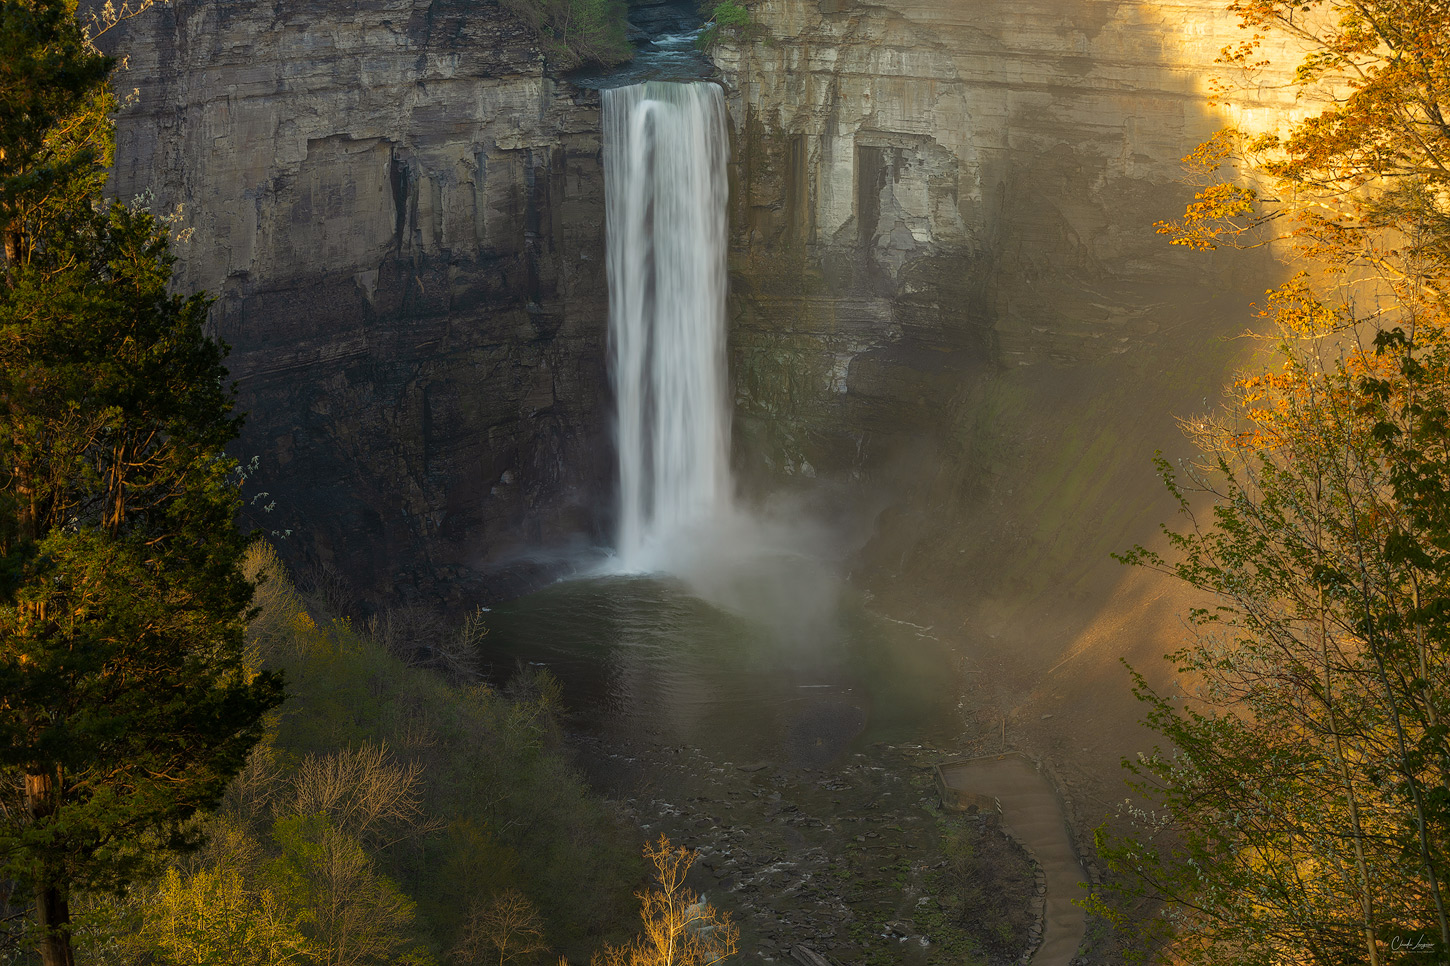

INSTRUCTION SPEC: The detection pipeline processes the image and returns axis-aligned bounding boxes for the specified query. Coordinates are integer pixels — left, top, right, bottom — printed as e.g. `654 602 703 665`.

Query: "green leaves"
267 813 430 966
0 0 113 250
1107 1 1450 959
0 6 284 958
1102 327 1450 963
696 0 749 52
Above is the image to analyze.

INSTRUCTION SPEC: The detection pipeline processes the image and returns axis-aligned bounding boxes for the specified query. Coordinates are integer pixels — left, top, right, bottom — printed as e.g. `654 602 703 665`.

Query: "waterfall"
603 82 731 573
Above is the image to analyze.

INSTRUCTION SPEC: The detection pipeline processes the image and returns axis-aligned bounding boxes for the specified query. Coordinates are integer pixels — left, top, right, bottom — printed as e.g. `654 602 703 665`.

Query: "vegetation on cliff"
1 1 285 962
695 0 749 51
503 0 631 70
1098 0 1450 963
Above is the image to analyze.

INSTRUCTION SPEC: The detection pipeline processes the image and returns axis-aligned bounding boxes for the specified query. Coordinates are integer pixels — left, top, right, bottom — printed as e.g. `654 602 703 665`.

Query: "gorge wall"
709 0 1311 783
106 0 613 603
714 0 1303 584
706 0 1307 600
106 0 1308 643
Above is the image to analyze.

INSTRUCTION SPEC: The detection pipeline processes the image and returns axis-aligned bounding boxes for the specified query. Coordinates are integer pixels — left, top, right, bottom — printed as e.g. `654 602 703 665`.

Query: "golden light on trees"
1096 2 1450 964
590 837 739 966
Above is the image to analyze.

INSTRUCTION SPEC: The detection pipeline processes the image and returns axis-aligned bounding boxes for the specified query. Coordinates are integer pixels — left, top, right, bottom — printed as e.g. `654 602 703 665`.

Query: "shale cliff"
107 0 1307 630
106 0 612 601
710 0 1312 785
712 0 1304 598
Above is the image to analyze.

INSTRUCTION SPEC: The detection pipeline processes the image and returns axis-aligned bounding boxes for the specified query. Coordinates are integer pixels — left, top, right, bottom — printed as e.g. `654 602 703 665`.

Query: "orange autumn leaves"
1094 4 1450 961
1158 0 1450 306
1162 0 1450 462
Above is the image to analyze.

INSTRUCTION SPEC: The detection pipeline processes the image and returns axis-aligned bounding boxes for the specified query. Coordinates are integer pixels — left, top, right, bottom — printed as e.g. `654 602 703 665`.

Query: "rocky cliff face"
107 0 1309 622
711 0 1305 593
107 0 613 602
710 0 1318 791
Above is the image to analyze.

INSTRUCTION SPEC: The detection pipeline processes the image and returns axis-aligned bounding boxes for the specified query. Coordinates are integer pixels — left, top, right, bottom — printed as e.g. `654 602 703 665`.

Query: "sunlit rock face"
106 0 613 601
712 0 1305 596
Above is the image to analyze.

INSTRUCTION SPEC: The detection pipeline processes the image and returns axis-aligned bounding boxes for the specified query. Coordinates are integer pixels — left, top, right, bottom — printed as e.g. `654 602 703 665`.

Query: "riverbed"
482 572 1042 965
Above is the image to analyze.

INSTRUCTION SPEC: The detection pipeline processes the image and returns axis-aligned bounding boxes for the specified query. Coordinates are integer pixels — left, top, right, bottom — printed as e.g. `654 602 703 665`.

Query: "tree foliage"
1157 0 1450 302
0 0 113 266
267 814 431 966
0 1 284 962
695 0 749 52
1099 332 1450 963
500 0 631 71
73 543 639 966
590 837 737 966
1098 1 1450 964
142 865 315 966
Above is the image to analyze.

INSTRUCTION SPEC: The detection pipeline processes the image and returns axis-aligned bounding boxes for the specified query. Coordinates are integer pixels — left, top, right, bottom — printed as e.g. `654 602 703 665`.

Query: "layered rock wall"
712 0 1309 593
709 0 1327 809
107 0 1317 612
107 0 613 600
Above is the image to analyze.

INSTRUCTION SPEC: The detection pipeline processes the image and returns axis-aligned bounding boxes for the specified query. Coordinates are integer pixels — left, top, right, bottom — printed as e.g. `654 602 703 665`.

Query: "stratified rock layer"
712 0 1306 594
107 0 612 601
107 0 1314 619
712 0 1321 833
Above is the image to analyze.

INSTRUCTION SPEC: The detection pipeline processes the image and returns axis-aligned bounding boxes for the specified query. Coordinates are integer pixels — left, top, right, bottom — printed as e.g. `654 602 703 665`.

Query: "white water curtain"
603 82 731 572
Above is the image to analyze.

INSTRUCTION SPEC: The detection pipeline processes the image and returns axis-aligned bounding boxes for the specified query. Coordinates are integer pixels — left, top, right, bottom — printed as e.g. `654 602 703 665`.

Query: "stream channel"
478 563 1040 966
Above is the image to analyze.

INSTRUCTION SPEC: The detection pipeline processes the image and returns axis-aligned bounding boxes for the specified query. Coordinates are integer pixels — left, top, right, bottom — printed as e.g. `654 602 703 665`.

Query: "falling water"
603 82 731 573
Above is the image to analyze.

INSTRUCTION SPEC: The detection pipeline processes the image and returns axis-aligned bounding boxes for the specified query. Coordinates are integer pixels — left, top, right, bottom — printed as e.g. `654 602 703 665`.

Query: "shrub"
501 0 632 70
696 0 749 50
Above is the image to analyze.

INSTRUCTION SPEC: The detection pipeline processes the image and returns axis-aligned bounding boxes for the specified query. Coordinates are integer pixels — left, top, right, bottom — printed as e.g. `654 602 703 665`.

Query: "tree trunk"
2 227 18 272
25 773 74 966
32 885 74 966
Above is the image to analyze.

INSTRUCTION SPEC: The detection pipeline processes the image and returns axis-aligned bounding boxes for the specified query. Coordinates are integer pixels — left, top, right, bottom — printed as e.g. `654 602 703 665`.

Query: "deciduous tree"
1096 1 1450 963
1100 329 1450 964
452 890 549 966
1157 0 1450 301
592 837 737 966
141 865 315 966
266 814 429 966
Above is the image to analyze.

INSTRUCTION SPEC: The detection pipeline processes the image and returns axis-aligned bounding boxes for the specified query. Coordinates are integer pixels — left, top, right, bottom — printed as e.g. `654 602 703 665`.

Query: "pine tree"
0 2 284 963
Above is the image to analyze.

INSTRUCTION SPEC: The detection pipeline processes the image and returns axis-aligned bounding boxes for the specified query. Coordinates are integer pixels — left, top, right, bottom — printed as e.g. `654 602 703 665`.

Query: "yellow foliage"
143 866 314 966
591 837 738 966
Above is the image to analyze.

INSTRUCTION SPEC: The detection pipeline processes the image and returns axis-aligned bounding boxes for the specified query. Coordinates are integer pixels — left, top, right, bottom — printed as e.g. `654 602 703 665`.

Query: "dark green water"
483 573 961 767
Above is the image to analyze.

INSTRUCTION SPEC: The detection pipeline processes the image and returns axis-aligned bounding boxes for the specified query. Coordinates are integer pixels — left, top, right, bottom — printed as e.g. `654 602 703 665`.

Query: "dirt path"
937 755 1087 966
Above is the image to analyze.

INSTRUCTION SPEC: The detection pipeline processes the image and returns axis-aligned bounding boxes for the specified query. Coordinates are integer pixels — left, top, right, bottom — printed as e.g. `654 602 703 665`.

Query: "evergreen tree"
0 2 284 963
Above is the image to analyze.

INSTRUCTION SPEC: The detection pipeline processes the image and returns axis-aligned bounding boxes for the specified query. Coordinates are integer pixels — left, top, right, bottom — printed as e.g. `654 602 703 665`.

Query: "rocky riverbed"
571 732 1041 966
